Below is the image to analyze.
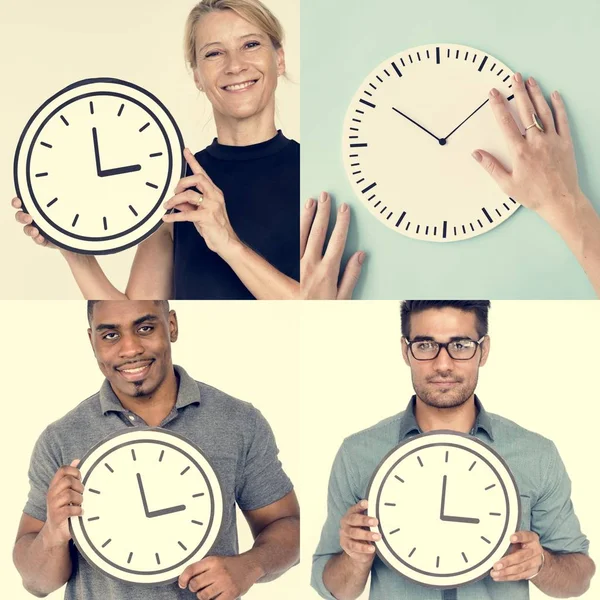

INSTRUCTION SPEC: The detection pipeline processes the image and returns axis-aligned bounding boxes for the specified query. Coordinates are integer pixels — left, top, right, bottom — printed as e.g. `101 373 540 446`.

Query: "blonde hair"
184 0 284 69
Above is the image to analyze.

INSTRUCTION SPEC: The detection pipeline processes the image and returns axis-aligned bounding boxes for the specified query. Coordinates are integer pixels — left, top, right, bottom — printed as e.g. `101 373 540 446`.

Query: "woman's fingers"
525 77 556 134
304 192 331 260
300 198 317 258
337 252 365 300
472 150 512 194
164 190 203 210
512 73 544 138
488 88 524 151
550 91 572 139
324 203 351 267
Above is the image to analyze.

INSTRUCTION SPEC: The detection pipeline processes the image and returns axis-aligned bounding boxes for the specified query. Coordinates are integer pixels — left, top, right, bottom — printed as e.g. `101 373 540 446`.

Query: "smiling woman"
12 0 299 300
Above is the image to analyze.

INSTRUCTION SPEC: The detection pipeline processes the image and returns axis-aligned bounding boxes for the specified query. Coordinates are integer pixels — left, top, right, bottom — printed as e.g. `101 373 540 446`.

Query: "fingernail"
472 151 482 162
514 72 522 83
358 251 366 265
319 191 328 203
527 76 536 87
178 583 185 589
305 198 314 209
372 533 380 540
552 90 560 100
496 563 503 570
340 203 348 213
360 500 368 508
369 518 377 526
490 88 499 98
511 535 517 542
369 546 376 552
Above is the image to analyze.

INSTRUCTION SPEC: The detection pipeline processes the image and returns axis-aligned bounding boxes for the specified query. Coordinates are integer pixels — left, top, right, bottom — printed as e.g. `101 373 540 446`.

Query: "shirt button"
128 415 135 421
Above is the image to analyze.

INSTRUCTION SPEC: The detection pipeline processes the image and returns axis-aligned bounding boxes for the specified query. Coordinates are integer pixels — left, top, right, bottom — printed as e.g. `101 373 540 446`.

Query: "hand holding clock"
490 530 544 582
338 500 379 564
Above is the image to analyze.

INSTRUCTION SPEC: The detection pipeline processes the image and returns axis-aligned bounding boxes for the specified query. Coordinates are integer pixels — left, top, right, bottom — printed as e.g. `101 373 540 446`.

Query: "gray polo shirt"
311 396 589 600
24 366 293 599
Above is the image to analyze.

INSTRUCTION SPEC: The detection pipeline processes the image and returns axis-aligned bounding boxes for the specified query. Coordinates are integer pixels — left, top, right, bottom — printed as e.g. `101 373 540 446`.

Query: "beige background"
0 0 299 300
299 300 599 599
0 301 302 599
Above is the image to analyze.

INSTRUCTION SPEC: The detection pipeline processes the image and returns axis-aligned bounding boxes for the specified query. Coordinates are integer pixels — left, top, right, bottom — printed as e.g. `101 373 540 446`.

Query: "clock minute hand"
440 474 448 520
443 98 490 142
92 127 102 176
392 107 442 144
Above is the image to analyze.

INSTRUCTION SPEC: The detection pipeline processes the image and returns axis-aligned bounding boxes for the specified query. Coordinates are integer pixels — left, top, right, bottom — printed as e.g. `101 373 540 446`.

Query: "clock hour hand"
136 473 151 517
440 475 480 524
99 164 142 177
443 98 490 142
147 504 187 518
392 107 444 145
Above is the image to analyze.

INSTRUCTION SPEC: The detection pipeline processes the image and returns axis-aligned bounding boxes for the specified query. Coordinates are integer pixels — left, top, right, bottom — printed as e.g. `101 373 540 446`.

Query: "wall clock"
14 77 184 254
69 428 223 585
367 431 520 588
342 44 523 242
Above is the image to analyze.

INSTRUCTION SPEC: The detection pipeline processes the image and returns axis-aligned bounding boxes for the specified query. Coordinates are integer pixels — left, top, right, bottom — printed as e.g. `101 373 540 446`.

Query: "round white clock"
367 431 520 588
69 428 223 585
14 78 184 254
343 44 524 242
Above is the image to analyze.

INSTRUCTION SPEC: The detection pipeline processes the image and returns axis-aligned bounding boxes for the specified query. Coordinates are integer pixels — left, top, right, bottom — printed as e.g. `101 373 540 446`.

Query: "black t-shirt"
172 131 299 299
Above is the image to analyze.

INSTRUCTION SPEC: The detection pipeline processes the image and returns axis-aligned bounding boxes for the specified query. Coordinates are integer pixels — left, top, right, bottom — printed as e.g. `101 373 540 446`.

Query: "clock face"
14 78 184 254
367 431 520 588
342 44 523 242
69 428 223 585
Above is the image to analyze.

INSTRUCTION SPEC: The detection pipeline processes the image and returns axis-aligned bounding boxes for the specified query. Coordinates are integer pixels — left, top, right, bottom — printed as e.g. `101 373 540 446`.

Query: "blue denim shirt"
311 397 589 600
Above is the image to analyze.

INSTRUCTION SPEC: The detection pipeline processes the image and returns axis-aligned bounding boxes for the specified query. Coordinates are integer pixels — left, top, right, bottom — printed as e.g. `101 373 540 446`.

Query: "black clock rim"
365 429 522 589
13 77 185 255
68 427 225 586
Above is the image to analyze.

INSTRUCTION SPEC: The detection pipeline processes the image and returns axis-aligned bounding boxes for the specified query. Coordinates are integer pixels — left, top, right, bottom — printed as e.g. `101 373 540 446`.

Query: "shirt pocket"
518 495 531 532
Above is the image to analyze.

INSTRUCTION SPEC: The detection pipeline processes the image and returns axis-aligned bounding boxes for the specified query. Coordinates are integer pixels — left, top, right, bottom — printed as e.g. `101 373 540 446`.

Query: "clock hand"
392 107 443 145
443 98 490 142
147 504 187 518
136 473 150 517
92 127 102 176
99 164 142 177
440 474 480 523
440 474 448 520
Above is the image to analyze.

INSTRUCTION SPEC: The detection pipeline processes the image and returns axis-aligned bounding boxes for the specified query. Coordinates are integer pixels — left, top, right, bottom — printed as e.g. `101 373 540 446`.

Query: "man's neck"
114 369 179 428
414 395 477 434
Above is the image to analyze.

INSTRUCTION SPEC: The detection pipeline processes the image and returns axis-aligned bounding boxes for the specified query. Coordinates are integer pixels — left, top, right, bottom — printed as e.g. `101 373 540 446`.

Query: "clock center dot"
439 138 447 146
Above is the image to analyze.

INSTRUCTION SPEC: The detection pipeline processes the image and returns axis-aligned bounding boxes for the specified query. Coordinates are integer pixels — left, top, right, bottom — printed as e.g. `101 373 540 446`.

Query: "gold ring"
525 113 544 133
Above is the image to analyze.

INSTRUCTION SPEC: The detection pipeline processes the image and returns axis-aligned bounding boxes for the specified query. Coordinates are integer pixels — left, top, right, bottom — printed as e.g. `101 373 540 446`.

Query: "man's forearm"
242 515 300 584
13 528 72 597
532 550 595 598
322 552 372 600
61 250 127 300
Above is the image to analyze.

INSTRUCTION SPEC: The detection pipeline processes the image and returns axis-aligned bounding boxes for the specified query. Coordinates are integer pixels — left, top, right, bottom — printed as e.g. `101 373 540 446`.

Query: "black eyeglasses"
405 337 486 361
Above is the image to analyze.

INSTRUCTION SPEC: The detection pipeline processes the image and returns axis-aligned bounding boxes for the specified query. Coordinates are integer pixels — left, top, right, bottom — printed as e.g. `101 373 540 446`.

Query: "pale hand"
490 530 544 582
162 149 240 255
12 197 58 249
339 500 379 565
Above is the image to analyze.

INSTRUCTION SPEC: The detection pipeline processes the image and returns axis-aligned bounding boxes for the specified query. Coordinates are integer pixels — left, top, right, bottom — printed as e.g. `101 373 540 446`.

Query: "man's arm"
177 491 299 599
491 531 595 597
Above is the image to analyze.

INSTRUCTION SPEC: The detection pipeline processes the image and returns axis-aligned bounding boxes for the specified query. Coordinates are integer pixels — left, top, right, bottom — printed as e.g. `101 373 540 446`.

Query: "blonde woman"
13 0 299 300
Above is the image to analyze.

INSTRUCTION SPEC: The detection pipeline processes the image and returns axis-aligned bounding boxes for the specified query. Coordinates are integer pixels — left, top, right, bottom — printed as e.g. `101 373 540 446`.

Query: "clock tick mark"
416 225 421 234
409 54 413 64
497 69 504 76
192 492 205 498
361 182 377 194
442 221 447 238
394 475 405 483
352 171 361 175
89 488 101 494
481 536 491 544
376 75 383 82
87 516 100 521
400 58 405 67
363 90 373 97
180 466 191 476
35 172 48 178
409 547 416 558
490 512 502 516
469 461 477 472
384 69 390 76
462 552 468 563
490 62 497 72
46 198 58 208
472 54 477 63
350 127 359 132
465 51 469 60
159 449 165 462
40 142 53 148
507 94 515 101
374 200 381 208
350 163 360 167
503 202 510 211
131 449 136 461
60 115 69 126
129 205 139 217
405 221 410 231
433 226 437 236
485 484 496 491
103 216 108 231
395 212 406 228
477 219 483 228
453 227 457 236
89 101 94 115
349 154 358 158
436 556 440 568
470 223 475 232
359 99 376 109
178 541 188 551
384 502 396 506
482 207 493 223
72 214 79 228
390 528 400 535
352 118 361 123
496 208 502 217
356 178 365 184
102 538 112 548
155 553 160 565
355 109 365 115
417 52 421 61
139 122 150 133
149 152 163 157
503 75 510 82
369 83 377 90
462 225 466 235
146 182 158 189
104 462 114 473
417 456 424 467
386 212 393 220
509 197 517 204
117 103 125 117
350 143 368 148
127 552 133 564
367 194 376 201
445 450 449 463
191 520 204 526
379 205 387 214
425 226 429 236
478 56 489 72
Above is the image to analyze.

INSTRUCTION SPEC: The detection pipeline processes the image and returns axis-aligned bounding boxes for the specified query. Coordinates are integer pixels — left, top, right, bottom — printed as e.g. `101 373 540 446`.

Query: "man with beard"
311 300 594 600
14 300 299 600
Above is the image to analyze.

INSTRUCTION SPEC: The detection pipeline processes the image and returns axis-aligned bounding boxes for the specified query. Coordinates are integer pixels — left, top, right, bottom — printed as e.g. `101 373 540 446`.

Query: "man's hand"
43 459 83 547
491 530 544 582
12 197 58 249
339 500 379 565
300 192 365 299
178 555 261 600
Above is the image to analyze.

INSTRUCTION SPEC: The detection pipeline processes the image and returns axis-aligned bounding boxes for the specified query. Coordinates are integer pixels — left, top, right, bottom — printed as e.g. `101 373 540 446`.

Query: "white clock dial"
367 431 520 588
69 429 223 585
343 44 524 242
14 78 184 254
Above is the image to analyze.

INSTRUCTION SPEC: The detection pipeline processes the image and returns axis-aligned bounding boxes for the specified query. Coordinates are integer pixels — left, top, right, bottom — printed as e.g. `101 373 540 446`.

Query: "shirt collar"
99 365 200 415
399 395 494 442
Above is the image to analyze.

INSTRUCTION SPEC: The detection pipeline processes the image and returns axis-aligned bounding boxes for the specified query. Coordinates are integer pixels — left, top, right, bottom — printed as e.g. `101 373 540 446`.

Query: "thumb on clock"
472 149 511 193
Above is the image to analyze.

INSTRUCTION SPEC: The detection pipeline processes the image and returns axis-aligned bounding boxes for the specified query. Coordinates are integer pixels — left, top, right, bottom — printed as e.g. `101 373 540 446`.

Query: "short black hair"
87 300 170 325
400 300 491 339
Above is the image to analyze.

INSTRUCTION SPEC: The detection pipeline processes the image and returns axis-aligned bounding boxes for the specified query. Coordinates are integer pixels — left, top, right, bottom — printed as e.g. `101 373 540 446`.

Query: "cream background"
0 0 299 299
299 300 599 599
0 301 302 599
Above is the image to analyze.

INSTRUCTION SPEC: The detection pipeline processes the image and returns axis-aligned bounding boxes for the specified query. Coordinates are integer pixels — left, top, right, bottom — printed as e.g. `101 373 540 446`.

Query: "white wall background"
0 300 302 599
0 0 299 300
299 300 600 599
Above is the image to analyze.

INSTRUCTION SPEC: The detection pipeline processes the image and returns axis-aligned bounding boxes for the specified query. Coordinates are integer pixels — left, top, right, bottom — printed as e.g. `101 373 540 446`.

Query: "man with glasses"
311 300 594 600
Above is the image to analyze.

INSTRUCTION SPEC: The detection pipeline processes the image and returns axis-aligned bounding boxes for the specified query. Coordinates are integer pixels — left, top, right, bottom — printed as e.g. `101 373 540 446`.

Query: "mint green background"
301 0 600 299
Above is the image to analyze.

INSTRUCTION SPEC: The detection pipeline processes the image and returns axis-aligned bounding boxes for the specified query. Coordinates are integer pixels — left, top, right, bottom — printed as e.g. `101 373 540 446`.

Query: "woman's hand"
12 197 58 249
473 73 583 222
162 149 240 255
300 191 365 299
